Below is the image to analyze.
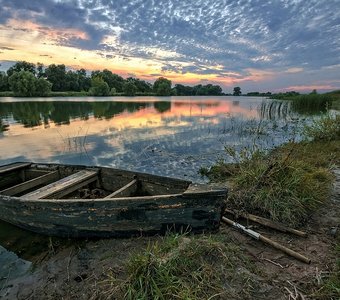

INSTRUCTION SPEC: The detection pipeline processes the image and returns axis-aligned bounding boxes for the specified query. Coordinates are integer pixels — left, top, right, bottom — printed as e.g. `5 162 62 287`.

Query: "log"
225 209 307 237
222 216 311 264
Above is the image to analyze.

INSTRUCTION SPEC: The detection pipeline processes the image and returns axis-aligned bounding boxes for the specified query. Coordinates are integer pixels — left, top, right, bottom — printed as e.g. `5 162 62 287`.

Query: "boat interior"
0 162 191 199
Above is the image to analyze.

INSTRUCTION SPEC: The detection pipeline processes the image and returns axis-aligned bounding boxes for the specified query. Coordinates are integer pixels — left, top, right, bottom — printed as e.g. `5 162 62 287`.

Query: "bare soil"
1 169 339 300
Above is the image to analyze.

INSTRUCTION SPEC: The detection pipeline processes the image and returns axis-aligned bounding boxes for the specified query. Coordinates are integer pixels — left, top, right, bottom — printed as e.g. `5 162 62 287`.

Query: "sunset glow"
0 0 339 92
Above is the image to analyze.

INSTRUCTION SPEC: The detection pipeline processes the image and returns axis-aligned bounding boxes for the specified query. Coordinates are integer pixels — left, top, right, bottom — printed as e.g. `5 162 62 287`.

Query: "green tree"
233 86 241 96
126 77 152 94
66 70 80 91
8 71 51 96
9 71 37 96
35 78 52 96
45 64 68 91
7 61 36 77
77 69 91 91
123 81 137 96
153 77 172 96
91 70 125 92
89 76 110 96
0 72 9 91
36 63 45 78
174 84 193 96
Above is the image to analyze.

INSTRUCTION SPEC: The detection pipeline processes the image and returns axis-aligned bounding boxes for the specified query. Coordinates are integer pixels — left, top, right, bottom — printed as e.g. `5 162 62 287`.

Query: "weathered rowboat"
0 162 227 238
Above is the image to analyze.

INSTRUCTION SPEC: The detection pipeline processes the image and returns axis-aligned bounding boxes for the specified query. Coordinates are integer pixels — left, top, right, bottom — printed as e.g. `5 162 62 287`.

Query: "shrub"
303 114 340 142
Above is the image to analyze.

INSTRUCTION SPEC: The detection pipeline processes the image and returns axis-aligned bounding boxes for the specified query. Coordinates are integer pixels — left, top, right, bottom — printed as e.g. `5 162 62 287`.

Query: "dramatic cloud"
0 0 339 91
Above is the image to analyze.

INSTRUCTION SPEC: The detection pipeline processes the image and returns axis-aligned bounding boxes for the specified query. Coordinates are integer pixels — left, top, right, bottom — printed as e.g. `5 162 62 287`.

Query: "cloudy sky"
0 0 339 93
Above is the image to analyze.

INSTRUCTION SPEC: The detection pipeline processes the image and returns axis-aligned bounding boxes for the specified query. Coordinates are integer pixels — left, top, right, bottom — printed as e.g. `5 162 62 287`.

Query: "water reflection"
0 96 308 181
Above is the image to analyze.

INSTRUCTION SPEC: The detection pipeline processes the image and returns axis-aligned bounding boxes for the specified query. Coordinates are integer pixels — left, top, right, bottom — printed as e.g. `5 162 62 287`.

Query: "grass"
97 234 259 300
271 93 336 114
290 94 334 114
201 114 339 227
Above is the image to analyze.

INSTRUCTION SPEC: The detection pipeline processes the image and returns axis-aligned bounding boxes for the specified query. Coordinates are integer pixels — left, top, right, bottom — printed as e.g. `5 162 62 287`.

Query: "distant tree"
0 71 9 91
8 71 51 96
310 89 317 94
123 81 137 96
35 77 52 96
36 63 45 78
110 87 117 95
174 84 193 96
206 84 223 95
66 70 80 91
45 64 68 91
233 86 241 96
7 61 36 77
8 71 37 96
153 77 172 96
89 76 110 96
92 70 125 92
77 69 91 91
126 77 152 94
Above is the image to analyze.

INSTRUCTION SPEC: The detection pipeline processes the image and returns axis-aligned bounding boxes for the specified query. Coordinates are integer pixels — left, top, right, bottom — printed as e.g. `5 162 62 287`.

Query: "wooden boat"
0 162 227 238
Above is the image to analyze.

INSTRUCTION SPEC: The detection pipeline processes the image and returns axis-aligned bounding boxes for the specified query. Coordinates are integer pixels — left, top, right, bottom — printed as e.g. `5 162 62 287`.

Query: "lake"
0 96 305 182
0 95 330 285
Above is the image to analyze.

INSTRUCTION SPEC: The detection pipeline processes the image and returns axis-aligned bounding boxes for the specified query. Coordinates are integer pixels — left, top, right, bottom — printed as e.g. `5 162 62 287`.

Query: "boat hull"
0 162 227 238
0 192 226 238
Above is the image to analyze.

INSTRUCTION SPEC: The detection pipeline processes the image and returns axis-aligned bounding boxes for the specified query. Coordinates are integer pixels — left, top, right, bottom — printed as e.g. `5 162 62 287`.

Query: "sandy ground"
1 169 339 300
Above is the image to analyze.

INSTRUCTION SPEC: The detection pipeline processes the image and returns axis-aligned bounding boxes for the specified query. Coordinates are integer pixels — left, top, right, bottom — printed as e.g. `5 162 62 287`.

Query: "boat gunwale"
0 188 227 204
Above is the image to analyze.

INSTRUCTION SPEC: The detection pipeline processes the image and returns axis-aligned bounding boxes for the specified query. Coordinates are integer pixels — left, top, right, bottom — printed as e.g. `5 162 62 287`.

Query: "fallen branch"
225 209 307 237
222 216 311 264
262 257 285 269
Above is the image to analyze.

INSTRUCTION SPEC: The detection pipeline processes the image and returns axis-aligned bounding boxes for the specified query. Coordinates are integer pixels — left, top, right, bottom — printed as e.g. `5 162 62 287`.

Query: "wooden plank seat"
0 171 59 196
105 179 138 198
21 169 98 200
0 162 31 175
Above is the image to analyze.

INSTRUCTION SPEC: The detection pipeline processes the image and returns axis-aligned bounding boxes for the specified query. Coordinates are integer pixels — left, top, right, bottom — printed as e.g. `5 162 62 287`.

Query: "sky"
0 0 339 93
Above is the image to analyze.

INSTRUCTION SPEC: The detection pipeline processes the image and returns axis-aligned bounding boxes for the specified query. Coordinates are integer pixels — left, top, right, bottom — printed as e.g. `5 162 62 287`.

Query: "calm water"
0 96 304 181
0 96 328 284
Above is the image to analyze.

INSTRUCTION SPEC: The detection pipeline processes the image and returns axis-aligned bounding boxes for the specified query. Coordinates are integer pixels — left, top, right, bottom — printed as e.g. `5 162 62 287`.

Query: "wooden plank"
0 162 31 175
22 170 98 200
105 179 138 198
0 171 60 196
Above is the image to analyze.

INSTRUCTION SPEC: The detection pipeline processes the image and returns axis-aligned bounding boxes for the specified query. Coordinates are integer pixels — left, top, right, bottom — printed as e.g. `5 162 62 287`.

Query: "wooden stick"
225 209 307 237
222 216 311 264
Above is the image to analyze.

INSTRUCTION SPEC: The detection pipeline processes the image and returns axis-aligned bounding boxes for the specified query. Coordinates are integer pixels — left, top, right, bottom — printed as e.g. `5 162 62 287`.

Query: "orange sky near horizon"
0 8 339 94
0 18 281 91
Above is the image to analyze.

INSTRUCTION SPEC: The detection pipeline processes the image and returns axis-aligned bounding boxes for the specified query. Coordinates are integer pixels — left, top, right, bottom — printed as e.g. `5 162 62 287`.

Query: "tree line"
0 61 226 97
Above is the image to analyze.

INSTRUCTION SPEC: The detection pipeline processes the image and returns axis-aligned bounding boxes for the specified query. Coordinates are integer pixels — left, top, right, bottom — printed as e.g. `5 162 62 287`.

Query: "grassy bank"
201 114 339 227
